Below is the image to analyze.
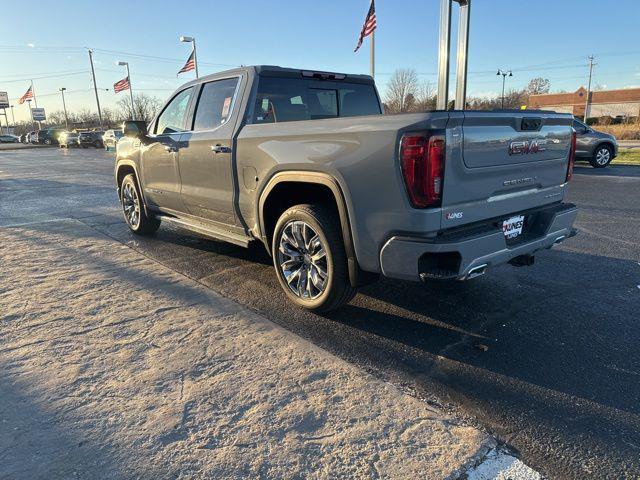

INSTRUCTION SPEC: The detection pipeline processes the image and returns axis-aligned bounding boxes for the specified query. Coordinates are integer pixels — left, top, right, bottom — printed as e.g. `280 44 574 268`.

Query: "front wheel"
272 204 356 312
590 145 613 168
120 174 160 235
44 139 52 145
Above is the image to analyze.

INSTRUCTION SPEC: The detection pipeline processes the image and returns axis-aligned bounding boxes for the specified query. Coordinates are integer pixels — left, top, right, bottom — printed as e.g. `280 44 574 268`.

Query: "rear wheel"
272 204 356 312
590 145 613 168
120 174 160 235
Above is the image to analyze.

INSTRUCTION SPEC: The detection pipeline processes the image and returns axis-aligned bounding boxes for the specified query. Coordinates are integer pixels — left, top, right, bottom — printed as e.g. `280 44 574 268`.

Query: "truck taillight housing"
566 130 577 182
400 134 445 208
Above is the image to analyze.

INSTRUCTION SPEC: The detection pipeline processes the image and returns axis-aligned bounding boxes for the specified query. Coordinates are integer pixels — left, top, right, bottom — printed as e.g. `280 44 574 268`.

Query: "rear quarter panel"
235 113 449 273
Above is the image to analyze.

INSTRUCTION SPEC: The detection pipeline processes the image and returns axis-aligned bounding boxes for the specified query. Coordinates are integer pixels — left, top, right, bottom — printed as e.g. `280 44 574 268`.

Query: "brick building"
528 87 640 118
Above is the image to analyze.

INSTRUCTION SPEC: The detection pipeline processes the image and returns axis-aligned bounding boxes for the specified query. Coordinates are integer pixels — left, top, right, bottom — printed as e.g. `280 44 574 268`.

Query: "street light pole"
59 88 69 129
117 61 136 120
180 35 199 78
497 69 513 109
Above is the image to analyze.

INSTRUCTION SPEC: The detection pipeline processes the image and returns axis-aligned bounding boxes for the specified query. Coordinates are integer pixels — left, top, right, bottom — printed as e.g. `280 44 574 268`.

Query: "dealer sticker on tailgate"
502 215 525 239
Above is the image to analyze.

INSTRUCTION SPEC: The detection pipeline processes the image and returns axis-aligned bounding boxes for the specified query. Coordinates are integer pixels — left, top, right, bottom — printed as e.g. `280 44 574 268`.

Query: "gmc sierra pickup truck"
115 65 577 311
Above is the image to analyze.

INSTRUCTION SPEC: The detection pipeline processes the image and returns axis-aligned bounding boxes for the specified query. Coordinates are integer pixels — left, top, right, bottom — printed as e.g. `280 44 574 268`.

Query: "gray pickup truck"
115 65 577 311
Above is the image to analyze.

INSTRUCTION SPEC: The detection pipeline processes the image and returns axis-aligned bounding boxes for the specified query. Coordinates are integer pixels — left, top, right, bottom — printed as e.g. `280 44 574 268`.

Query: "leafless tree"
412 81 437 112
117 93 163 123
384 69 419 113
526 77 551 96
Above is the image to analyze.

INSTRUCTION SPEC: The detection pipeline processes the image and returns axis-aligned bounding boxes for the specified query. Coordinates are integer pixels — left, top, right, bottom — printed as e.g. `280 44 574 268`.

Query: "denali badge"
503 176 536 187
508 139 547 156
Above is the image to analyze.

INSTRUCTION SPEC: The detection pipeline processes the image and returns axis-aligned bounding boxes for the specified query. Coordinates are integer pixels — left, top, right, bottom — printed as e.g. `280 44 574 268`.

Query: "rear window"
252 77 380 124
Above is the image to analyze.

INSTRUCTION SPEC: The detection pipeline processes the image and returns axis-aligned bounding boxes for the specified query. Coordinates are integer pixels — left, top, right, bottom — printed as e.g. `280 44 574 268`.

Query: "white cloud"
27 43 35 48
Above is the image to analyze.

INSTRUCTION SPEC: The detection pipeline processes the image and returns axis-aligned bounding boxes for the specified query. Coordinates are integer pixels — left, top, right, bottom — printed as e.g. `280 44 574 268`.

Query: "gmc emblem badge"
508 139 547 156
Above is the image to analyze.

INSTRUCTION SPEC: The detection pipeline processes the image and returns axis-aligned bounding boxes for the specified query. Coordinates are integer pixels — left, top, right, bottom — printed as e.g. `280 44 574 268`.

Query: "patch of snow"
465 448 542 480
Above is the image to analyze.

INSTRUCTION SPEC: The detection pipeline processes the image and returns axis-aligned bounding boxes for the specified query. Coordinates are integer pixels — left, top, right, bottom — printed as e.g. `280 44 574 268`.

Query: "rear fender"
257 171 366 287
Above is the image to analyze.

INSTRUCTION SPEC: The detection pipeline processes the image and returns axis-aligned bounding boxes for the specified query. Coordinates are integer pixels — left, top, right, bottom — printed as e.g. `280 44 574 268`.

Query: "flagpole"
126 63 135 120
370 30 375 78
30 80 42 129
31 80 38 108
192 39 199 78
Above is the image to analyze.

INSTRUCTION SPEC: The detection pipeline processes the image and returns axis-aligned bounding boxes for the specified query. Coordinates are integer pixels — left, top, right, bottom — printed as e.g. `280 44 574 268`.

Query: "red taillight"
566 130 577 182
400 134 445 208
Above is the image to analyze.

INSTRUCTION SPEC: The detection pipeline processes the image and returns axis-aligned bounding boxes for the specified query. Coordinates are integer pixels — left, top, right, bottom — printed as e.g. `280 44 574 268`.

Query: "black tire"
44 139 52 145
272 204 357 312
589 144 613 168
120 174 160 235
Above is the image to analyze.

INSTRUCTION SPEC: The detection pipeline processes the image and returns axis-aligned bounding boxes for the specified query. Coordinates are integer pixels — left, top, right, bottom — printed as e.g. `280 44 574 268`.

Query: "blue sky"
1 0 639 122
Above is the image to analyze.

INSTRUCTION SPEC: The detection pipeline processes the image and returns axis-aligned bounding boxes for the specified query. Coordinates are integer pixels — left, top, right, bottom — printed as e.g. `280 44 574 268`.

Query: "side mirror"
123 120 148 139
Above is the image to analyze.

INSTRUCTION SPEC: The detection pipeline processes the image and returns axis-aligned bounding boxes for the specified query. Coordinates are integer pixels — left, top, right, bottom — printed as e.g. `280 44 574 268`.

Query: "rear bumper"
379 202 578 282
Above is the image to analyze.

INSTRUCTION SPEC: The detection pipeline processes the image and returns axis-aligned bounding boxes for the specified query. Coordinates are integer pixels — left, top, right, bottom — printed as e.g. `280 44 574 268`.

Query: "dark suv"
78 131 104 148
573 119 618 168
37 128 65 145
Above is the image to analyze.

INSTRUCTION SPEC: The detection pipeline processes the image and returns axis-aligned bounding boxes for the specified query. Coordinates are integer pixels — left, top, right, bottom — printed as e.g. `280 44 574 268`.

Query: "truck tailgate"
440 111 573 229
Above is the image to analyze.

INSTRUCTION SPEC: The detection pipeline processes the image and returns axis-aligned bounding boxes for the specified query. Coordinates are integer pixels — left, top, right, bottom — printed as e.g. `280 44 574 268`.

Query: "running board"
157 214 251 248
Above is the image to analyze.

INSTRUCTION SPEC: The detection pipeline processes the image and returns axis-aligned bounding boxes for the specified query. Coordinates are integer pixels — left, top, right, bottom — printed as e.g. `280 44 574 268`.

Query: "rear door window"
192 77 239 131
252 77 380 124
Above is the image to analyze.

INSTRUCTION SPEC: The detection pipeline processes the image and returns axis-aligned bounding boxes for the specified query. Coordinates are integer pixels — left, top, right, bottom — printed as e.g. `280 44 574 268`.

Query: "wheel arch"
258 172 371 288
594 141 616 158
115 161 150 216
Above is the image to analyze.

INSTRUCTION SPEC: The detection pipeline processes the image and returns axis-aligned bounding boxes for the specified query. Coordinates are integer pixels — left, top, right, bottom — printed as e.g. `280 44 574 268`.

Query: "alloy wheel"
595 147 611 166
277 220 328 300
122 182 140 228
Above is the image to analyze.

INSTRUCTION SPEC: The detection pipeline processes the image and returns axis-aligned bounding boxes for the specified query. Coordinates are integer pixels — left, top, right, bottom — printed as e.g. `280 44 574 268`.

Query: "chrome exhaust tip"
554 235 566 244
466 264 488 280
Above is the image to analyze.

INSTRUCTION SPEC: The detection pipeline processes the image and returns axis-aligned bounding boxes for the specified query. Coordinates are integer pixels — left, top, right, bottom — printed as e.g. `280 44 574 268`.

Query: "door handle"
211 144 232 154
164 145 178 153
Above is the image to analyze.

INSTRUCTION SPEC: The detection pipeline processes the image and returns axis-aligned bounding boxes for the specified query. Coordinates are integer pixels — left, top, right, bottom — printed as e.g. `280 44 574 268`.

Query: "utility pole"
59 88 69 129
88 49 104 129
497 69 513 109
584 55 595 122
10 105 15 127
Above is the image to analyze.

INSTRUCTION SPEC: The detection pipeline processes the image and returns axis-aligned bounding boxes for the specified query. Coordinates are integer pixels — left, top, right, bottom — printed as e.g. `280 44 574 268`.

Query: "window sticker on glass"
221 97 232 119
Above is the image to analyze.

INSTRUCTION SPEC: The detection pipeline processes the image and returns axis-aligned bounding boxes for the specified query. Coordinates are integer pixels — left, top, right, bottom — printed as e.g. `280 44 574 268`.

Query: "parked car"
26 131 37 143
102 129 123 150
573 119 618 168
0 134 20 143
115 65 577 311
58 131 80 148
19 133 28 143
78 131 104 148
37 128 65 145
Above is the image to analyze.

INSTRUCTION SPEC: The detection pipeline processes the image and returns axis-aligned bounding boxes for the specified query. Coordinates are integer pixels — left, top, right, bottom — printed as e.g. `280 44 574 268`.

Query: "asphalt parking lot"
1 147 639 479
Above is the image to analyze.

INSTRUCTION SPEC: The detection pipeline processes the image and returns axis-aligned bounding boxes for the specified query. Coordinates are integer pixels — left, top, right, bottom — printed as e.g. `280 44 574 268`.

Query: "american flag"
18 86 34 104
178 50 196 75
354 0 377 52
114 76 130 93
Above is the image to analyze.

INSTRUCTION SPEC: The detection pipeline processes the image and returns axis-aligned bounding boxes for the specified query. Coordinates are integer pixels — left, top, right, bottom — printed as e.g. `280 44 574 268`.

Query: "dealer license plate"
502 215 525 239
